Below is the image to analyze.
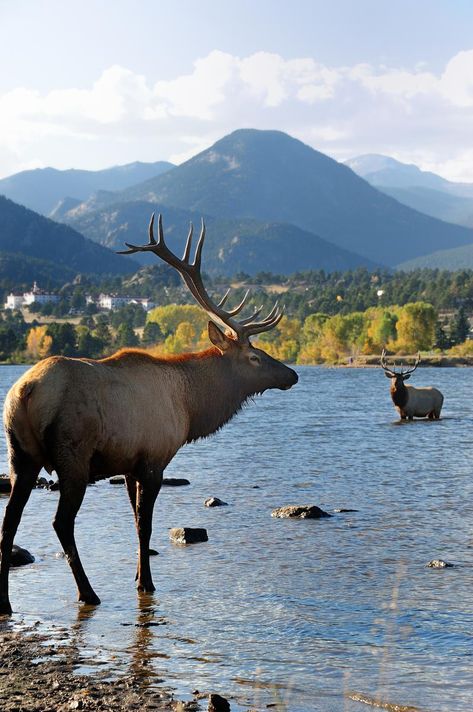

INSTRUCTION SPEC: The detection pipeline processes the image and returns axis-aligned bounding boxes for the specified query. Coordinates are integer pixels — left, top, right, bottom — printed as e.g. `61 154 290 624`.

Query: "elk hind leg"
127 469 162 593
0 436 40 615
53 474 100 605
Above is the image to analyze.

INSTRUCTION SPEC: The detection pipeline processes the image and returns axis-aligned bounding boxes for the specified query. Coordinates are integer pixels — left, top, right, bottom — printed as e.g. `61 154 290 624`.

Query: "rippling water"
1 364 473 711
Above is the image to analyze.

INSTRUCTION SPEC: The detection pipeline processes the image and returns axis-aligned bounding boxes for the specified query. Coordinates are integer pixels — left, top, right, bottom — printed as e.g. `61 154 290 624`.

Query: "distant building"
4 282 59 310
90 294 154 311
4 293 24 310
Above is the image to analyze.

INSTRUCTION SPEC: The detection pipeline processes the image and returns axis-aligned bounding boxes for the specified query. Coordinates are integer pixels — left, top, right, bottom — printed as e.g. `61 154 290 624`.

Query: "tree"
450 306 470 345
141 321 162 346
26 326 52 360
115 322 139 348
395 302 436 352
147 304 207 337
434 320 452 350
47 322 77 356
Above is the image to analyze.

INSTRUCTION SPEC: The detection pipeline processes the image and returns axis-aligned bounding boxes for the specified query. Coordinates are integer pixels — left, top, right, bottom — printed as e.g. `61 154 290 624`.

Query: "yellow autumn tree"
26 326 52 360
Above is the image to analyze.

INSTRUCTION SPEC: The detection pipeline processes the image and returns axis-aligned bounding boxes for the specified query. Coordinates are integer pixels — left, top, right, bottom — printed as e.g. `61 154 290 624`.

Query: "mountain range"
346 154 473 228
2 129 473 278
59 129 473 268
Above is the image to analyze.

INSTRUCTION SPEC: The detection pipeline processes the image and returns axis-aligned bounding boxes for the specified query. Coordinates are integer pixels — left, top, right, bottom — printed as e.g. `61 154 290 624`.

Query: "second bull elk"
381 349 443 420
0 214 298 615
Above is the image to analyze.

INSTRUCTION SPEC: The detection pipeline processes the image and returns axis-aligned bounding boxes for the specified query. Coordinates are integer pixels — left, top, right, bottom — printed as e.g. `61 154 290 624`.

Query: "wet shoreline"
0 623 187 711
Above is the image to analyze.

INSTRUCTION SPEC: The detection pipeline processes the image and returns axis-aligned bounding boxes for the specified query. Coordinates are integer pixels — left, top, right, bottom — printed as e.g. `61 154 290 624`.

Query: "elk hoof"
79 591 101 606
0 599 13 616
137 581 155 593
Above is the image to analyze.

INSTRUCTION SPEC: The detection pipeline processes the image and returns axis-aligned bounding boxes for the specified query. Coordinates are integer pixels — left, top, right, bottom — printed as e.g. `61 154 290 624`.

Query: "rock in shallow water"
162 477 190 486
204 497 228 507
208 693 231 711
11 544 35 567
426 559 454 568
109 476 126 485
271 504 331 519
0 475 11 494
169 527 208 544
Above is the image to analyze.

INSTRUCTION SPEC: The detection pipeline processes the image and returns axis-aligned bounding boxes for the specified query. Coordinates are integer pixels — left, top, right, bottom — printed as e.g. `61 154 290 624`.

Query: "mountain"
378 186 473 228
345 154 451 191
93 129 473 267
0 196 138 279
346 154 473 228
397 242 473 271
61 200 379 275
0 161 174 216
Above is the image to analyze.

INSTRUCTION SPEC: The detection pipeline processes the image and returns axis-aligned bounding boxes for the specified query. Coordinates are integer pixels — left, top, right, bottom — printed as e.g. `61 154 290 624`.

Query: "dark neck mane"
391 380 408 408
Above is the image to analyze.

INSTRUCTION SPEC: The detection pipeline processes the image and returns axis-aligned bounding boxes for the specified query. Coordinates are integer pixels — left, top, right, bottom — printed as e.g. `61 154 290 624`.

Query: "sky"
1 0 473 180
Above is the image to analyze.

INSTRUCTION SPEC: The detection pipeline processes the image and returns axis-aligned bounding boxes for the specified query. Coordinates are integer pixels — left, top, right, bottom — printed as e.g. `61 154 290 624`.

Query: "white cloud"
1 50 473 181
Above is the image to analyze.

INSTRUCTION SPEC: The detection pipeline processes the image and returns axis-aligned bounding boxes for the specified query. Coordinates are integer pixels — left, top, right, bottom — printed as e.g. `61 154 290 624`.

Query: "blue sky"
1 0 473 179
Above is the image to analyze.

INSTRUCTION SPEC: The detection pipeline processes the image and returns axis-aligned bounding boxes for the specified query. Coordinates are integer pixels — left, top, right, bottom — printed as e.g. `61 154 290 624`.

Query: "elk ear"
384 372 392 378
403 373 411 380
208 321 234 352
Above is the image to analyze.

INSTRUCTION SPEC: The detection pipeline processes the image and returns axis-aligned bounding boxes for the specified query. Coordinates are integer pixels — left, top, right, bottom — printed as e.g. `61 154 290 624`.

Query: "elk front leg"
53 475 100 605
0 435 40 615
127 469 162 593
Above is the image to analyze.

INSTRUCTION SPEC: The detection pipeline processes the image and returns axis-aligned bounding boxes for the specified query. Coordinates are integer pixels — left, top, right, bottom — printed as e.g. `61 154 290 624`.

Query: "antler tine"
402 351 421 375
239 305 265 326
380 348 396 376
225 290 250 317
182 222 193 263
245 306 284 337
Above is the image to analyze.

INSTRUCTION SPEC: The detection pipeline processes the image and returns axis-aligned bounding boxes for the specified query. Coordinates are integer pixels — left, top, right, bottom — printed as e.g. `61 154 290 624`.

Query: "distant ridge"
62 200 380 275
0 195 138 278
0 160 174 216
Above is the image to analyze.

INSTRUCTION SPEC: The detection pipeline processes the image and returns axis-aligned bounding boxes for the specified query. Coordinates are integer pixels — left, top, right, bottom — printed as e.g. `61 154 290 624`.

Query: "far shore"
1 353 472 369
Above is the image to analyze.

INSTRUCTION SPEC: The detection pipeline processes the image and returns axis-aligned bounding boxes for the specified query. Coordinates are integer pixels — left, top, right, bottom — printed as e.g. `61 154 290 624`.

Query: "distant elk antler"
380 348 420 377
118 213 284 341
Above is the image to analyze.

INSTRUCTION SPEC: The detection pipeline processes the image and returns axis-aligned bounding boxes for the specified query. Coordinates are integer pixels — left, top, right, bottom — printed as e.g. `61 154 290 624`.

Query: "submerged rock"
208 693 231 711
109 476 125 485
11 544 35 567
333 508 359 513
426 559 454 568
0 475 11 494
162 477 190 486
204 497 228 507
169 527 208 544
271 504 331 519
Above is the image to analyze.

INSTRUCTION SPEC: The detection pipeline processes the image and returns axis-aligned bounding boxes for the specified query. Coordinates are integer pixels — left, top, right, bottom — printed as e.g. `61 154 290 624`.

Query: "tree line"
1 299 470 365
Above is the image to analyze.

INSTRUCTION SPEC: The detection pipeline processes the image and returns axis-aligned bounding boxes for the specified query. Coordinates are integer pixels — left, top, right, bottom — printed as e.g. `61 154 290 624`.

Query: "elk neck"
390 378 408 408
176 348 252 442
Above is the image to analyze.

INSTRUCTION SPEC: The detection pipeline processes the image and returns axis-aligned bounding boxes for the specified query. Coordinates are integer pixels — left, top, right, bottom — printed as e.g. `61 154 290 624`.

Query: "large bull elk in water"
381 349 443 420
0 214 298 615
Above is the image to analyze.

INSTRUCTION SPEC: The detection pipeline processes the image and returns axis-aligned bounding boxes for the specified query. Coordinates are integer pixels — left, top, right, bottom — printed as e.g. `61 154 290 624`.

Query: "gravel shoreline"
0 625 199 711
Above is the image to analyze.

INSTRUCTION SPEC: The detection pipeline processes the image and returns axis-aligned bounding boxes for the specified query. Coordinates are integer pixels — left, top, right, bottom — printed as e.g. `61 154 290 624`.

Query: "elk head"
118 213 298 394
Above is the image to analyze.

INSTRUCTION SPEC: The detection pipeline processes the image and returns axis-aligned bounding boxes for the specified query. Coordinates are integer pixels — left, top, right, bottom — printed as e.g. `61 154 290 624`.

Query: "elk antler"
380 348 421 376
118 213 284 341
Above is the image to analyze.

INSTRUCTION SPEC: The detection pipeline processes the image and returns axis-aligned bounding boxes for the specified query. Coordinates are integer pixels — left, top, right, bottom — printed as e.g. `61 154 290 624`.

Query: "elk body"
0 214 298 615
381 350 443 420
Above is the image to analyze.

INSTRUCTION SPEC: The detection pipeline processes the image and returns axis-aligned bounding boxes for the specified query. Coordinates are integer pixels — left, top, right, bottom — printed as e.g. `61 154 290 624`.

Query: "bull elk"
381 349 443 420
0 214 298 615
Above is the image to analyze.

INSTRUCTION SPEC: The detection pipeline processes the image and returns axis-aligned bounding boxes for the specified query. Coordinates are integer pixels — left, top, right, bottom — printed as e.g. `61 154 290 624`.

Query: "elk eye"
249 354 260 364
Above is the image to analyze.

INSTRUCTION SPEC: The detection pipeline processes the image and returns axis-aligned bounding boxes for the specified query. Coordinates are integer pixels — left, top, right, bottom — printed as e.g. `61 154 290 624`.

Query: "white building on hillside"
94 294 154 311
4 282 59 310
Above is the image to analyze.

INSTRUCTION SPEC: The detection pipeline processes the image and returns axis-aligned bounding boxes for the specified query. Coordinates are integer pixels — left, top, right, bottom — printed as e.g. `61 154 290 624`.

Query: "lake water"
1 364 473 711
